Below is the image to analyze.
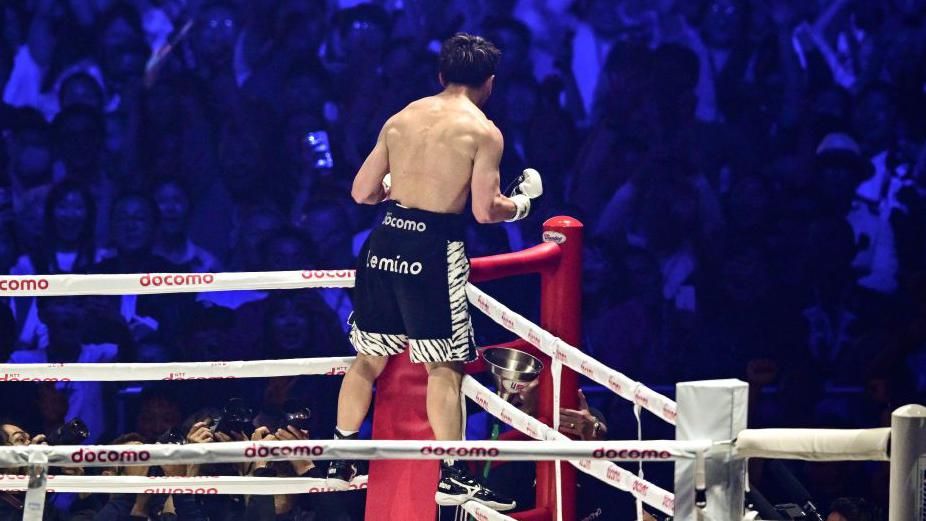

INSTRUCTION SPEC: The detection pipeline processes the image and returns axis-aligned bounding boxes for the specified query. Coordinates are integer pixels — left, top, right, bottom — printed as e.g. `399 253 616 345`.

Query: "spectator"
151 177 221 273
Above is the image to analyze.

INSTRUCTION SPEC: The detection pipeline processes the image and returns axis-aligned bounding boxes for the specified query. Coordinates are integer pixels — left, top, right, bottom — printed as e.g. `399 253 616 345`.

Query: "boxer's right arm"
471 126 518 224
351 122 391 204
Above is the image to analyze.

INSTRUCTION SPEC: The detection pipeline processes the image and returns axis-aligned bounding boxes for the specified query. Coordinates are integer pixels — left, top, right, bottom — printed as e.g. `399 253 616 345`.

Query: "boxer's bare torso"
360 92 505 216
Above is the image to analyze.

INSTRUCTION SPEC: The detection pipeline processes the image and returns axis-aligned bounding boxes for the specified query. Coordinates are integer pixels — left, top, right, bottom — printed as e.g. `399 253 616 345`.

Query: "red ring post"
365 217 583 521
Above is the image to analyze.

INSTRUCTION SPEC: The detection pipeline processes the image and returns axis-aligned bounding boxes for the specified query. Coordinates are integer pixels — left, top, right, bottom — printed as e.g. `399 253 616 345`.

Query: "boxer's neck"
440 84 485 108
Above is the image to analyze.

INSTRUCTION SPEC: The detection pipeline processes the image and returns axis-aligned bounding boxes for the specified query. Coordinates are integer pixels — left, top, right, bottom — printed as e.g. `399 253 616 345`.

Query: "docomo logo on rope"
301 270 353 280
662 404 678 422
632 479 649 496
0 277 50 292
0 373 71 383
607 375 623 394
605 465 624 483
499 409 514 426
140 273 215 288
474 392 490 410
662 495 675 511
420 445 500 458
325 365 350 376
527 329 543 348
162 372 235 381
143 488 218 495
307 481 368 493
499 312 515 330
592 448 672 460
579 360 595 378
475 294 491 314
244 444 325 459
71 448 151 463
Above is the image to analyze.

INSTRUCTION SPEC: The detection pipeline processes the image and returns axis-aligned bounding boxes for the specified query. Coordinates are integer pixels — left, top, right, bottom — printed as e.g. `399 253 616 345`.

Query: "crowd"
2 0 925 519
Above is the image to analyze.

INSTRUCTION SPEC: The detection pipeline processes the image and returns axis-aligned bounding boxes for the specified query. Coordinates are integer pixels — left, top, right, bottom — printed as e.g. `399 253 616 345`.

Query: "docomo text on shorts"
139 273 215 287
382 213 427 232
0 278 49 292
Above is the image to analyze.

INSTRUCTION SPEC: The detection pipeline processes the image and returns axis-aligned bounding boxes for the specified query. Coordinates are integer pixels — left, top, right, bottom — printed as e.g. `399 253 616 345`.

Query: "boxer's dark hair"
439 33 501 88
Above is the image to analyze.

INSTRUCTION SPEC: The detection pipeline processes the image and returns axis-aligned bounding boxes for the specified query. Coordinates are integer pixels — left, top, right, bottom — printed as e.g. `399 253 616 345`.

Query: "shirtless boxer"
326 33 543 511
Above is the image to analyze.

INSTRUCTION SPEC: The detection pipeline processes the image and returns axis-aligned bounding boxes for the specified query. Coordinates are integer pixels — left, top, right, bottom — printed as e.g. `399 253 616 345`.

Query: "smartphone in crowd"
303 130 335 171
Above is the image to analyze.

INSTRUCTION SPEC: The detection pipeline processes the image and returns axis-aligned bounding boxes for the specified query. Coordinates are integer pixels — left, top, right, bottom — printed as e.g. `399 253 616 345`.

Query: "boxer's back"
384 95 493 215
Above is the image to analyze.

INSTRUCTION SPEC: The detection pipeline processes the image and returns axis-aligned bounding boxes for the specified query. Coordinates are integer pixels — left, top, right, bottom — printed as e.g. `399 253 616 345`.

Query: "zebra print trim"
349 321 407 357
409 241 475 364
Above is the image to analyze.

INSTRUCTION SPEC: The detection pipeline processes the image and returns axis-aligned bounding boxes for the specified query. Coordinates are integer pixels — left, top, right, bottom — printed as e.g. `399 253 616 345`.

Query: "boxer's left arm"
351 121 391 204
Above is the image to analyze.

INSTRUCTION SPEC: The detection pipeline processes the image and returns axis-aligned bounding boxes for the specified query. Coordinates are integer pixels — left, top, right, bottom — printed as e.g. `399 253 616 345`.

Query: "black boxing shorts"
349 202 476 364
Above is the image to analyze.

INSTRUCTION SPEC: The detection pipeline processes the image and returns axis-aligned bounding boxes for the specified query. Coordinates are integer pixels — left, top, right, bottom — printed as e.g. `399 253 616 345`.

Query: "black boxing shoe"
326 429 366 490
434 461 516 512
326 459 366 490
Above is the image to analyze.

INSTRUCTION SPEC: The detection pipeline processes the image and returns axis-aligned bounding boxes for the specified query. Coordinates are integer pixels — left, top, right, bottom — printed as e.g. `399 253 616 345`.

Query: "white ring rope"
0 270 355 296
466 285 678 425
0 474 368 495
461 501 518 521
0 268 902 519
463 377 676 516
0 439 711 468
735 428 891 462
0 356 355 381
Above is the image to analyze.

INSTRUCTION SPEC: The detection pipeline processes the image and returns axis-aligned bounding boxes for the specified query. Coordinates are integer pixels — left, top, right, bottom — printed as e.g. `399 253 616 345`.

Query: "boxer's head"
438 33 501 107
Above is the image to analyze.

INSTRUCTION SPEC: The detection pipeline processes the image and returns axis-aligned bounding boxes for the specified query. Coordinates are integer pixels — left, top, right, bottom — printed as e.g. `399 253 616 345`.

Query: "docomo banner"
462 376 676 516
466 285 679 425
0 474 368 496
0 356 356 382
0 439 709 468
0 270 356 297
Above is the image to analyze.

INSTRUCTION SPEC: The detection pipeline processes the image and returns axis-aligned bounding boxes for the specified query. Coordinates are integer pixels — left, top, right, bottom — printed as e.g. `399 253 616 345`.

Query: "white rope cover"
460 501 518 521
0 439 710 468
463 377 676 517
0 270 355 296
466 285 678 425
0 474 368 495
735 428 891 461
0 356 356 381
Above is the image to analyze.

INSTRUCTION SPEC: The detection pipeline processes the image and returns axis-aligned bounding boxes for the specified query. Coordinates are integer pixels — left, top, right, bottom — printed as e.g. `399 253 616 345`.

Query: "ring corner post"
674 379 748 521
888 404 926 521
538 216 583 521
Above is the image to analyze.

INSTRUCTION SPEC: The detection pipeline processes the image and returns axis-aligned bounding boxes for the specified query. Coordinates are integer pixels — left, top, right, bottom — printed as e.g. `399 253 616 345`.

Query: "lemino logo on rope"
0 278 49 292
139 273 215 287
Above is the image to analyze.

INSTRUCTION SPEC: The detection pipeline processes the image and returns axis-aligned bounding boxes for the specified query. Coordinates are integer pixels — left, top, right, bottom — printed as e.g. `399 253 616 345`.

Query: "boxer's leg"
424 361 464 441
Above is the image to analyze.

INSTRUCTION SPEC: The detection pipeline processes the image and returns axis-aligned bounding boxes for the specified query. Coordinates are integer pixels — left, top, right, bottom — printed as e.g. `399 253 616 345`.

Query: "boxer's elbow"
351 184 380 205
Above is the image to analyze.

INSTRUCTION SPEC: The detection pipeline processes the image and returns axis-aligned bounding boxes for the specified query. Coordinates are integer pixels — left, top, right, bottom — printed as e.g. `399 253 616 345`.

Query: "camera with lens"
47 418 89 445
156 427 186 445
211 398 255 437
282 401 311 431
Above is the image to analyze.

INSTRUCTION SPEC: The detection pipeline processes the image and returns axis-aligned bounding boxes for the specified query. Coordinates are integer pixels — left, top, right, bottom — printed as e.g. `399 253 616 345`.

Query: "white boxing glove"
506 168 543 222
382 173 392 201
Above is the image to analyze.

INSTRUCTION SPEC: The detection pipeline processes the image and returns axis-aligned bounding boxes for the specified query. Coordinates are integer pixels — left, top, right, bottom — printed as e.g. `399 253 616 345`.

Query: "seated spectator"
10 179 110 350
8 296 118 443
151 177 221 272
134 385 183 443
91 192 194 360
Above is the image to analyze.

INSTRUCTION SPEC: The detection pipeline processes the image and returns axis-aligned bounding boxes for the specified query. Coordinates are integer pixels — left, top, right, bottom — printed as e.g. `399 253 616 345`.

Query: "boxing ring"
0 216 923 521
